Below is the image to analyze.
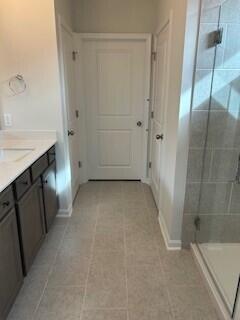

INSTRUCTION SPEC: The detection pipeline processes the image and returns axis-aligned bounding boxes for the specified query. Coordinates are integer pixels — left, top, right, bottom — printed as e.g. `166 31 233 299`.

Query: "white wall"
0 0 72 214
155 0 200 244
73 0 158 33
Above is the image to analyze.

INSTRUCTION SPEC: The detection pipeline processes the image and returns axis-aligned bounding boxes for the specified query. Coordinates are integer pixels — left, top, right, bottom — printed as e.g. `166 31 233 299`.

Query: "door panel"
82 39 149 180
151 25 170 208
0 209 23 319
17 179 45 274
61 24 80 199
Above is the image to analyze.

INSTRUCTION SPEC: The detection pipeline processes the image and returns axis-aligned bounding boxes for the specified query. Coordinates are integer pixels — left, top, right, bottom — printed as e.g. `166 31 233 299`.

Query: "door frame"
76 33 152 182
149 14 172 207
56 15 79 212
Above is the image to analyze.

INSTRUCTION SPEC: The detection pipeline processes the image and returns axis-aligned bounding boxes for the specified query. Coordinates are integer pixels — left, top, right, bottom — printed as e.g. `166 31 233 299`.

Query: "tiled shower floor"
8 182 220 320
200 243 240 312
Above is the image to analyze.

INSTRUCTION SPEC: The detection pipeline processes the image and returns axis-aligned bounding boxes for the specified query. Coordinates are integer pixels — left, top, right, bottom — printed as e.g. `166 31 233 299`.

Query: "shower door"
194 0 240 316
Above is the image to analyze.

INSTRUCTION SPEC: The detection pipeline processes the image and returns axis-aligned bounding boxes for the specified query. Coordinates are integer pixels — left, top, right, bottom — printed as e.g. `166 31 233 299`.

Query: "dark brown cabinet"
42 162 58 232
0 209 23 319
17 178 46 274
0 144 58 319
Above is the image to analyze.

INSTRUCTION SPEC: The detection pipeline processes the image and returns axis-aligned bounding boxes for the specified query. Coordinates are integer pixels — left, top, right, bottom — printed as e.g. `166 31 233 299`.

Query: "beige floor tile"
81 310 128 320
129 306 174 320
7 282 44 320
121 181 144 194
126 247 161 266
93 218 124 253
37 286 84 317
127 264 168 308
64 222 96 240
125 228 157 254
168 285 218 319
58 237 93 258
93 232 125 253
98 194 123 207
161 251 202 286
84 251 127 309
100 181 123 193
33 246 58 267
71 206 98 218
79 182 102 194
47 255 90 287
24 265 51 286
98 206 124 226
35 311 80 320
43 225 66 249
74 194 99 209
7 181 220 320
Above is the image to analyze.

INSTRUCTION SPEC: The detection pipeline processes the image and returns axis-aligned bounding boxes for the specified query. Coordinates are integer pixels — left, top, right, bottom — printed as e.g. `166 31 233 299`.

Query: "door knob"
137 121 142 127
156 134 164 140
68 130 75 136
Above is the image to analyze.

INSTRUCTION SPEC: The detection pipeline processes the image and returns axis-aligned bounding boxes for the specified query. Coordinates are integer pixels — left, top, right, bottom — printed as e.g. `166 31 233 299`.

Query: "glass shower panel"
196 0 240 314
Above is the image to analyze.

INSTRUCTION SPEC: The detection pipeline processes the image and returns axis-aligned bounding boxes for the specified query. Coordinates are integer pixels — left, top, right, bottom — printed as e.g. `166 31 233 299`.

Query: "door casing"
57 15 80 206
149 22 171 210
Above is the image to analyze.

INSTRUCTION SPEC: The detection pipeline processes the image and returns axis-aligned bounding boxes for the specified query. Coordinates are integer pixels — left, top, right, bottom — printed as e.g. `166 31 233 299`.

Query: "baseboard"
141 177 151 185
191 244 231 320
158 211 182 250
57 205 72 218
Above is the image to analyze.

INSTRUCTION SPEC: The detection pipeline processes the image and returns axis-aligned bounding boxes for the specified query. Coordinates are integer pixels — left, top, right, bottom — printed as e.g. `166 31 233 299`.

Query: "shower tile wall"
182 0 240 247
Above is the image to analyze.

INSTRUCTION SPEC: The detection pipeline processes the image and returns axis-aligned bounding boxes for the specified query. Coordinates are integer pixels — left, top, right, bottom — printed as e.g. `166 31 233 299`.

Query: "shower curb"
191 244 231 320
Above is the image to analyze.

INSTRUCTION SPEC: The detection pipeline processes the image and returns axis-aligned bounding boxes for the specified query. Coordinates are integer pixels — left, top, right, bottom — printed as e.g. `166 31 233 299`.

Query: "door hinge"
194 216 201 231
151 111 154 119
78 161 82 168
149 162 152 169
72 51 78 61
213 28 223 46
75 110 79 118
152 51 157 62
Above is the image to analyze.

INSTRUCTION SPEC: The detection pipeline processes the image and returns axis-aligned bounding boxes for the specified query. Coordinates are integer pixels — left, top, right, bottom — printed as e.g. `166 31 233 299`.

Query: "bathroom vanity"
0 134 58 319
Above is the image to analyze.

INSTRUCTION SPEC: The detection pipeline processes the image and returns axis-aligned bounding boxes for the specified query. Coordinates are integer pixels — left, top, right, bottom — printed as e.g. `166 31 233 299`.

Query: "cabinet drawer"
47 145 56 164
0 186 14 221
14 169 31 200
17 178 45 274
31 154 48 182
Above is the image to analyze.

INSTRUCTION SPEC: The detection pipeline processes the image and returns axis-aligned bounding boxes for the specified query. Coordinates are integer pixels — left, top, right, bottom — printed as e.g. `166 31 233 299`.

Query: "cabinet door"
0 209 23 319
42 161 58 232
17 179 45 274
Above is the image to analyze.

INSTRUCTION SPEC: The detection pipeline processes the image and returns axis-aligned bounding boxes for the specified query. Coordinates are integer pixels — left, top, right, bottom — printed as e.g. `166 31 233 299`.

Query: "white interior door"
60 22 80 199
151 25 170 208
82 36 150 180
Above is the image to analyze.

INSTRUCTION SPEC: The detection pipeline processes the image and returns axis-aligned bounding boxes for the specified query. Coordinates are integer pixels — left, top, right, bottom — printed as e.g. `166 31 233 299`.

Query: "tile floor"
8 182 220 320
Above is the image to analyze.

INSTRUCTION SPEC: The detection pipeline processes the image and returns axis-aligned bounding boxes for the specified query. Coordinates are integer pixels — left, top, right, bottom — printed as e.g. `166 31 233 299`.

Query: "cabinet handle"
44 180 48 184
21 181 29 186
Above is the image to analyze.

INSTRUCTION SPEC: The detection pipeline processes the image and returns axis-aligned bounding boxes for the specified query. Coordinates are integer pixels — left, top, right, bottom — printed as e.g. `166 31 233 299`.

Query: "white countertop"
0 131 57 193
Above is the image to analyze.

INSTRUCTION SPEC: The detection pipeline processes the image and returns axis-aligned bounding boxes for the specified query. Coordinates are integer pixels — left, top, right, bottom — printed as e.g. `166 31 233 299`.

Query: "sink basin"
0 148 34 163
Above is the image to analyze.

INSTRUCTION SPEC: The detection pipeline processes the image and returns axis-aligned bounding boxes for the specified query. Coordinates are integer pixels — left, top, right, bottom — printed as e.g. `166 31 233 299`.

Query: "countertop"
0 131 57 193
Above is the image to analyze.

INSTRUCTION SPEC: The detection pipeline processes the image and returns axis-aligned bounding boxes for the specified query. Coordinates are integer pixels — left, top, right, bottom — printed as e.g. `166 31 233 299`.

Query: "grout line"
227 182 234 214
32 221 70 318
142 183 177 320
123 190 130 320
208 148 214 182
79 189 100 320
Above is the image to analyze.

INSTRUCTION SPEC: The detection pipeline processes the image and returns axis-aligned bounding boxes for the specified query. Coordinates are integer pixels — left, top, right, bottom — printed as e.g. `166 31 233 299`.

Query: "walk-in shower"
183 0 240 317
